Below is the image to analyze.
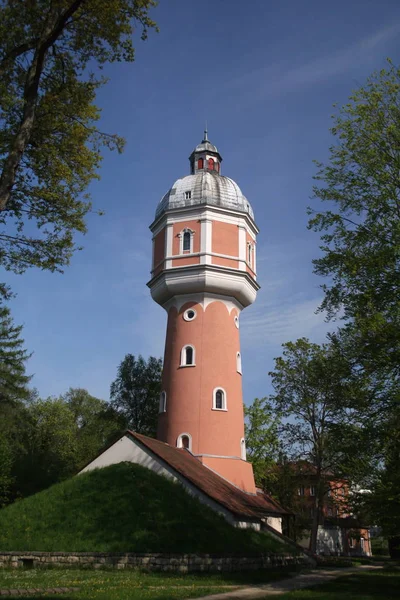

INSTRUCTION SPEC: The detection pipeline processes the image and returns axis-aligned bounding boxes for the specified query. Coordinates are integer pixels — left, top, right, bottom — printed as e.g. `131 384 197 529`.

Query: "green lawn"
0 567 300 599
0 462 288 554
271 567 400 600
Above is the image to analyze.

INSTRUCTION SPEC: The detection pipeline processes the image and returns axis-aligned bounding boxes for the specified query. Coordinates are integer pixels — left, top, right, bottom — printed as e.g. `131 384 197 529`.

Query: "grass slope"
0 462 288 554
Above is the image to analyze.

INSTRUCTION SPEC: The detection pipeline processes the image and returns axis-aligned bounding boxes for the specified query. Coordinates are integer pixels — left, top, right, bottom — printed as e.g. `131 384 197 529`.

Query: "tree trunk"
0 0 85 210
309 494 320 554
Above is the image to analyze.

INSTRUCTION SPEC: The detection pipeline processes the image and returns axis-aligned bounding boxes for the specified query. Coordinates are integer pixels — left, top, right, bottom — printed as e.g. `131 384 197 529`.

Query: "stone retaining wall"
0 552 305 572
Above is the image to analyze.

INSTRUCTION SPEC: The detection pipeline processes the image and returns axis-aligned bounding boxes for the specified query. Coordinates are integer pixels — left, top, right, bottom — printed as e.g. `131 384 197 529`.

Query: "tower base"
198 456 256 494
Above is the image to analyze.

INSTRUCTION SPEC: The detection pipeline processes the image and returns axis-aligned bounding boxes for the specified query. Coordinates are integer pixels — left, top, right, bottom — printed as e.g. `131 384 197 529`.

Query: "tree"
309 60 400 537
244 397 280 488
110 354 162 437
7 388 123 502
63 387 125 469
0 304 31 403
268 338 364 554
15 397 79 497
308 59 400 410
0 1 157 273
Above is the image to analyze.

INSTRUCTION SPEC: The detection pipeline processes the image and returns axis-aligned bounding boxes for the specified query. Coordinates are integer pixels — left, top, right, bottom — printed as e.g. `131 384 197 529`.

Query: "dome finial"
203 123 208 142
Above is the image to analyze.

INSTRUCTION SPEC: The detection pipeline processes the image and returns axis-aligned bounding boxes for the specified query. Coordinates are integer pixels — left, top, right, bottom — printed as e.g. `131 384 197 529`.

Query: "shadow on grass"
279 569 400 599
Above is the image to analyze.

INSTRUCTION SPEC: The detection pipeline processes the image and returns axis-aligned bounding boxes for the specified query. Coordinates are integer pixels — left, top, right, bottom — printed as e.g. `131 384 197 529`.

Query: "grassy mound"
0 462 288 554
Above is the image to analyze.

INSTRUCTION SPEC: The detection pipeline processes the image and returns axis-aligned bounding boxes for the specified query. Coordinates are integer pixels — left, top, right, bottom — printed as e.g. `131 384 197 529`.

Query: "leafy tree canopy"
244 397 280 488
309 59 400 399
268 337 368 553
110 353 162 437
0 0 157 273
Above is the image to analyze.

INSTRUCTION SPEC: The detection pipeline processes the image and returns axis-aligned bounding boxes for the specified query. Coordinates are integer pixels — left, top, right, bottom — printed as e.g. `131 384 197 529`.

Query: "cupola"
189 130 222 174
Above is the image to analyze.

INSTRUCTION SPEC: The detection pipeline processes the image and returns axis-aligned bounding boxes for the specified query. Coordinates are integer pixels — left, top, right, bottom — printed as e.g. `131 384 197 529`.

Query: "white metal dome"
155 170 254 220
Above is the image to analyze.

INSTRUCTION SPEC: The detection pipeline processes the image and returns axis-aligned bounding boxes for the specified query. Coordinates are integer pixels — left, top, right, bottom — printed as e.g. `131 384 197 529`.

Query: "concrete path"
189 565 382 599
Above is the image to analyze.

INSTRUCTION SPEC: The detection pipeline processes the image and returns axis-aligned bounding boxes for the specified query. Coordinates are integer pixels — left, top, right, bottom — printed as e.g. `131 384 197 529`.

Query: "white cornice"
147 264 259 308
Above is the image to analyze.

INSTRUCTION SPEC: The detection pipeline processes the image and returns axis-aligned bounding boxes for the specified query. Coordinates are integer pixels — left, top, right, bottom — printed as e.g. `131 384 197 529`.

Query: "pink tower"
147 132 259 493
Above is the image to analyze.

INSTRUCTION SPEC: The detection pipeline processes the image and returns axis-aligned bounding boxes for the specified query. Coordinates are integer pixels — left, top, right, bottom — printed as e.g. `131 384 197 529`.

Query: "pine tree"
0 305 31 404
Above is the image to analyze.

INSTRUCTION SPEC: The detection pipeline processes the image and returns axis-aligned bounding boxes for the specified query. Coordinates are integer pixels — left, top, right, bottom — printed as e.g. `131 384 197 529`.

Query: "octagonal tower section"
147 133 259 494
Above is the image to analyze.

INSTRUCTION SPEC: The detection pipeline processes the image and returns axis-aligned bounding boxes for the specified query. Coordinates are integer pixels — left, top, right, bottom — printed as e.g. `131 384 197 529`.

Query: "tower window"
213 387 227 410
185 190 191 200
177 433 192 450
181 344 195 367
248 243 253 266
240 438 246 460
234 316 239 329
180 228 194 254
159 391 167 413
183 308 197 321
183 231 191 251
198 158 203 169
208 158 215 170
236 352 242 374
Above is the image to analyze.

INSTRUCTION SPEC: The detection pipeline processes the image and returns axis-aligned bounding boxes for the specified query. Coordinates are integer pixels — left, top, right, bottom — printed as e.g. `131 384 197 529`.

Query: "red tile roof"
127 431 289 520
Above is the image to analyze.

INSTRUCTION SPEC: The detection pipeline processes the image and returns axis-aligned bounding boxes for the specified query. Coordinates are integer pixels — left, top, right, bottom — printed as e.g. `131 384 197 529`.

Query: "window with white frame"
236 352 242 374
184 190 191 200
180 228 194 254
159 391 167 413
310 485 316 496
177 433 192 450
180 345 195 366
298 485 305 496
240 437 246 460
213 387 227 410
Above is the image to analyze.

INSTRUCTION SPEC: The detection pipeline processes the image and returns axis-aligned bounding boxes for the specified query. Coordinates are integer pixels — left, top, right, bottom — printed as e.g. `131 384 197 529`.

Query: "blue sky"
4 0 400 404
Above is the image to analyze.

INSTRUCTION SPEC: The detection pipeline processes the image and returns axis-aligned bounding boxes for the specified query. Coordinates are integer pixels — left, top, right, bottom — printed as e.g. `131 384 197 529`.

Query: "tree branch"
0 0 87 211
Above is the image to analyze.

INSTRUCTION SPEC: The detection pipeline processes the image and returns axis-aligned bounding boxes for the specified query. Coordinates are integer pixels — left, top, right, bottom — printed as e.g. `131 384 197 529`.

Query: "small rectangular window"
310 486 316 496
185 191 191 199
298 485 305 496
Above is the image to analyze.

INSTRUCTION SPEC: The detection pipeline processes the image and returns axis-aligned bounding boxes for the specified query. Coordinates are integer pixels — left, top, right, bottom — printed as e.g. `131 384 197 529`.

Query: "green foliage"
0 0 158 273
110 354 162 437
0 304 31 403
0 462 288 554
244 397 280 487
12 389 123 499
268 338 366 552
0 434 13 506
309 60 400 537
63 387 125 469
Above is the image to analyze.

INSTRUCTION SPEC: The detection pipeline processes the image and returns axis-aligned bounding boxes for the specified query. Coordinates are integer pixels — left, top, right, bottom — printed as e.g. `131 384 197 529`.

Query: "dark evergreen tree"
0 304 31 404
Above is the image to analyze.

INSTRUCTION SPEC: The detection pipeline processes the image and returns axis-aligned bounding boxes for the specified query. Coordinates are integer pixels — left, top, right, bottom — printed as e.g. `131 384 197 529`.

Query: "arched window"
240 438 246 460
213 387 227 410
180 228 194 254
159 391 167 413
183 231 191 251
208 158 214 170
236 352 242 374
177 433 192 450
181 345 195 366
215 162 220 173
198 158 204 169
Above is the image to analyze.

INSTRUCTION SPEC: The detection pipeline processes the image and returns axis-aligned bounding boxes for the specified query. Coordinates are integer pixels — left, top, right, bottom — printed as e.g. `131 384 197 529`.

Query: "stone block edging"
0 551 306 572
